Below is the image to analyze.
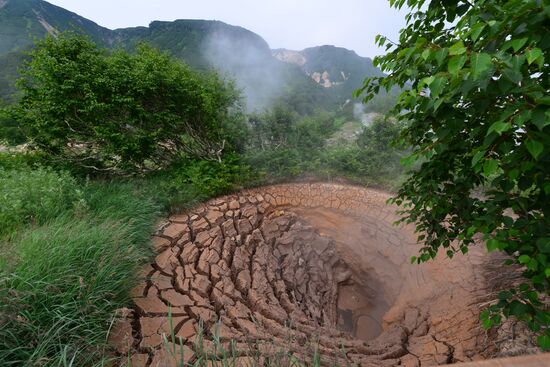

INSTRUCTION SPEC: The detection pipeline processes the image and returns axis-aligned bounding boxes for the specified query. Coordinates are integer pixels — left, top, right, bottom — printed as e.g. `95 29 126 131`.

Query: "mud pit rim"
110 182 521 366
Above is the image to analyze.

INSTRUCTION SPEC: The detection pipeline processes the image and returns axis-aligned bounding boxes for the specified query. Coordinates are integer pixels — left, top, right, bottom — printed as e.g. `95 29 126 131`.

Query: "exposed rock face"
110 183 525 366
272 48 307 66
32 9 58 36
310 70 341 88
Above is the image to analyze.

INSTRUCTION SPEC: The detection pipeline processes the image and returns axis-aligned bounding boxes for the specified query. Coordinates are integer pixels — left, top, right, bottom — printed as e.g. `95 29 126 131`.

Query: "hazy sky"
45 0 407 58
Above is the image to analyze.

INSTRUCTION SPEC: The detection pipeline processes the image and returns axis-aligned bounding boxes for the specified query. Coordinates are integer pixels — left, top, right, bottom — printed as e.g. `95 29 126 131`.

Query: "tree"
357 0 549 349
15 33 245 174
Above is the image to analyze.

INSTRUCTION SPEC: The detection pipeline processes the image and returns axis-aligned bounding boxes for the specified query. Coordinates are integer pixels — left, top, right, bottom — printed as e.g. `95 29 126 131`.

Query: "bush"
170 153 256 198
0 105 25 145
0 166 81 237
15 33 246 174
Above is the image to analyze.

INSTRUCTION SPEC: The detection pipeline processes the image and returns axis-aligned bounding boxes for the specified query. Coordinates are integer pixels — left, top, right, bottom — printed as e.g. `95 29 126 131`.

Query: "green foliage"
362 87 401 114
0 166 81 237
358 0 550 347
249 107 341 151
0 196 159 365
0 104 25 145
15 33 245 174
246 109 406 188
170 154 257 198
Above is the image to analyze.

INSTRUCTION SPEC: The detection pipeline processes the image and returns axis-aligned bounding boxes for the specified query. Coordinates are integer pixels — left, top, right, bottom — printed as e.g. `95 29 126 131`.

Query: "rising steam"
203 31 290 112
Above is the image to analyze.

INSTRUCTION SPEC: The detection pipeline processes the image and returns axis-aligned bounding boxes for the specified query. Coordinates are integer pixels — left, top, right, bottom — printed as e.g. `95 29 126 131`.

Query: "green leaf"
480 310 492 329
509 300 530 317
471 150 485 167
527 258 538 271
526 48 542 65
536 96 550 106
483 159 499 177
487 121 511 136
470 52 492 78
421 76 435 87
508 168 520 181
469 23 486 41
400 153 418 168
434 48 449 66
525 140 544 160
532 108 550 130
486 239 500 252
498 291 512 300
449 41 467 55
511 38 528 52
429 76 446 97
537 335 550 351
448 55 467 75
502 68 522 84
518 255 530 264
536 238 550 253
422 48 431 61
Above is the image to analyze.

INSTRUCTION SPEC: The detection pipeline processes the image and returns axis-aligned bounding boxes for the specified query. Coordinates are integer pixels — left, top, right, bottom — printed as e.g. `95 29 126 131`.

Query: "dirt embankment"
110 183 527 366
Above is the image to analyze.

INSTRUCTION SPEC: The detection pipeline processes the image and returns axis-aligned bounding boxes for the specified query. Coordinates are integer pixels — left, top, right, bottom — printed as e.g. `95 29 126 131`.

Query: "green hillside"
0 49 28 102
0 0 111 55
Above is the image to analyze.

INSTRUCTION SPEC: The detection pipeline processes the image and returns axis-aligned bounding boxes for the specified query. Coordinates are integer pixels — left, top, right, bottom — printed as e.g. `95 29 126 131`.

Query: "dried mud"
110 183 526 366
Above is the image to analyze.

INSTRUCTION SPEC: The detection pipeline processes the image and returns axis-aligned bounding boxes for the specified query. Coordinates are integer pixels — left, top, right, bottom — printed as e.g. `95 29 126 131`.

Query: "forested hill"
0 0 384 111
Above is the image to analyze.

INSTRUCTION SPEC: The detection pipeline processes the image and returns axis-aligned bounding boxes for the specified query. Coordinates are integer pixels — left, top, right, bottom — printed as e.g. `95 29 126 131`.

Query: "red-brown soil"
110 183 529 366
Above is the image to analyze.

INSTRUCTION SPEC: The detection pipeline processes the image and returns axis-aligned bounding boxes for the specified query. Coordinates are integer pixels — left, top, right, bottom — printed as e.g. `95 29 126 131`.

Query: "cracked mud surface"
110 183 521 366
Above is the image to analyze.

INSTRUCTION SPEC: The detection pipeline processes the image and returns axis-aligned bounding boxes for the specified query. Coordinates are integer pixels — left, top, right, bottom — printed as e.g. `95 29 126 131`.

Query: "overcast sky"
45 0 407 58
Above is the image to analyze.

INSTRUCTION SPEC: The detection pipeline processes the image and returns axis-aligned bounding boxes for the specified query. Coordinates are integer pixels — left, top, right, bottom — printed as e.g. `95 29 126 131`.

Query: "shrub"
15 33 246 174
170 153 256 198
0 105 25 145
0 166 81 237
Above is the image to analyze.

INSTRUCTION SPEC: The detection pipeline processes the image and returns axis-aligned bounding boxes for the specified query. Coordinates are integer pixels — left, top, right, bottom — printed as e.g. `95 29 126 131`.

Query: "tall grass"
0 167 163 366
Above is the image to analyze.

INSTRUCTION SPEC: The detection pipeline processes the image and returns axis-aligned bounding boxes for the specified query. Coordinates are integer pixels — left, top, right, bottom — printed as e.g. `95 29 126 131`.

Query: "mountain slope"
109 20 331 112
112 20 271 70
0 48 29 102
273 45 384 102
0 0 112 55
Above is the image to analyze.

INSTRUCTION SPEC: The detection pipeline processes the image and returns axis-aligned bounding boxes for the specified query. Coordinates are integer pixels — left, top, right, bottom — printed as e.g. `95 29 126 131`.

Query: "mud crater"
110 183 518 366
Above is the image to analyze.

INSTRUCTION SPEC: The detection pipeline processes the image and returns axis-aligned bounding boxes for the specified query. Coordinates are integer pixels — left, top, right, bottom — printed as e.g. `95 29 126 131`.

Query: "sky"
45 0 407 58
